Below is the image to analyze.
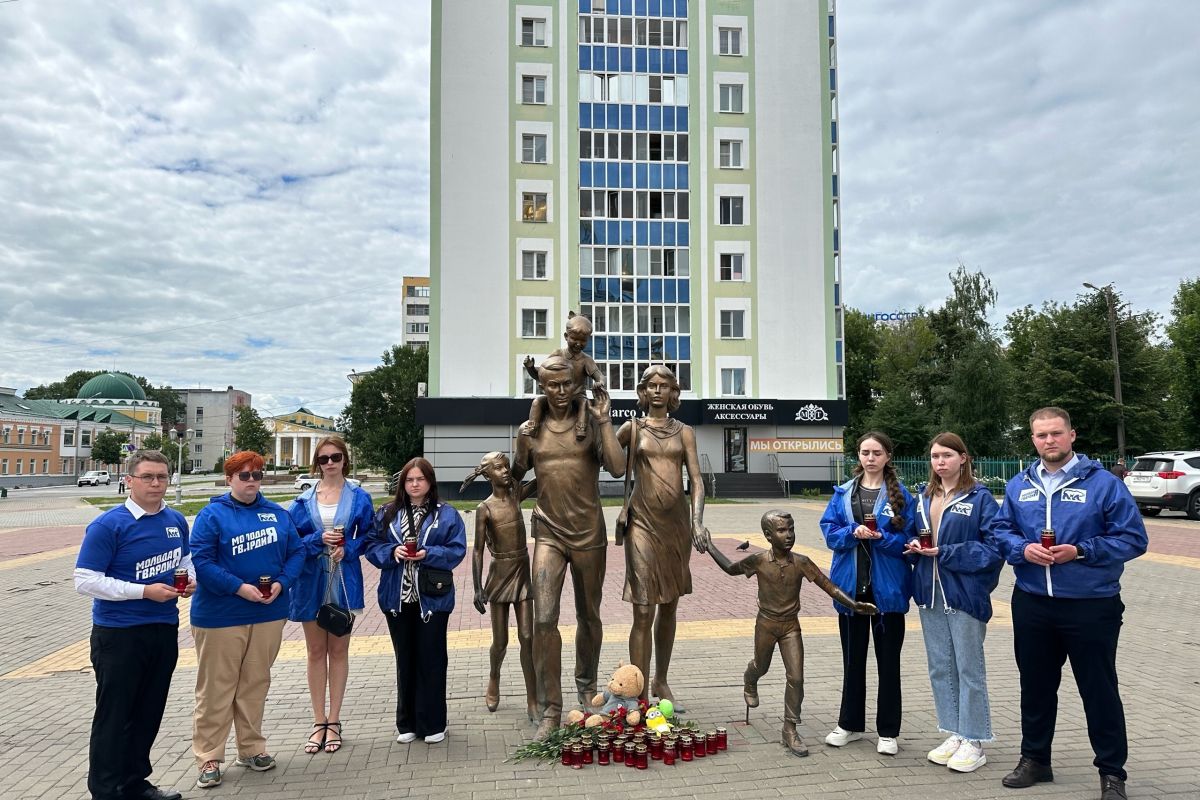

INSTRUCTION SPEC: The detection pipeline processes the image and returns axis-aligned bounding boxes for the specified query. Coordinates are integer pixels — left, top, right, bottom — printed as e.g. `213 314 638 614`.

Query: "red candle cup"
612 740 625 763
706 731 719 755
597 742 610 765
1041 528 1056 549
581 743 594 765
663 740 676 765
561 744 573 766
693 734 706 758
649 735 663 760
864 514 878 532
679 736 694 761
918 529 934 549
258 576 272 599
635 744 648 769
623 742 636 767
333 524 345 546
173 568 189 594
570 744 584 769
404 538 418 558
716 727 728 750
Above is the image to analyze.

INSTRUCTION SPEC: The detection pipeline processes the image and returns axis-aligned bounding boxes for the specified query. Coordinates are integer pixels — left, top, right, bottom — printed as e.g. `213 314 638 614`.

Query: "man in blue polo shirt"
75 450 193 800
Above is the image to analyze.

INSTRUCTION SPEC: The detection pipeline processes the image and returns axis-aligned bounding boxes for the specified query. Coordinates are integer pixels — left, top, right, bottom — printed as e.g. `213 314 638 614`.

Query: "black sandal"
324 722 343 753
304 723 328 755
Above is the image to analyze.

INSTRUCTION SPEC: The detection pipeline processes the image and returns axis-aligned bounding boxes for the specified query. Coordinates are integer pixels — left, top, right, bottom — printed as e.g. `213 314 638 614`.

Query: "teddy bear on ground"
565 663 644 728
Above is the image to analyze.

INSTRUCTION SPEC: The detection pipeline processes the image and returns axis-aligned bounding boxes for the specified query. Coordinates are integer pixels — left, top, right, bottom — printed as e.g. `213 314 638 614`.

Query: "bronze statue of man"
615 365 709 707
512 354 625 739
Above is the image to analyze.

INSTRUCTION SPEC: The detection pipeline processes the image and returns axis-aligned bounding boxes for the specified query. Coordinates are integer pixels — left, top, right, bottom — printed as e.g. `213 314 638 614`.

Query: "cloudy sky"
1 1 1196 417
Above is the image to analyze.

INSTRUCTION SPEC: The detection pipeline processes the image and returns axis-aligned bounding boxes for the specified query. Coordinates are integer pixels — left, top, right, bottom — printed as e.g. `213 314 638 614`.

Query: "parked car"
1124 451 1200 520
293 475 361 491
77 470 111 487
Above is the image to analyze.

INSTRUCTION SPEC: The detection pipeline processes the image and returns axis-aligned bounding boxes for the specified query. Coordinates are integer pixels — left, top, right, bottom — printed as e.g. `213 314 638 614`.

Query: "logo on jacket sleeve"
879 503 894 518
949 502 974 516
164 526 181 538
1018 488 1040 502
1061 488 1087 503
257 513 278 522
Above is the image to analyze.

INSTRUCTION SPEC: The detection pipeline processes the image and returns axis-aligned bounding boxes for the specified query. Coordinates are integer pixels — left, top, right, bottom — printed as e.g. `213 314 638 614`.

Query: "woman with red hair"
188 451 304 790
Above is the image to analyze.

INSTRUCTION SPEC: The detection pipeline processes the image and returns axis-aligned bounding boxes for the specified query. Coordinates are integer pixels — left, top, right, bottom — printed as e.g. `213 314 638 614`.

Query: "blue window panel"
676 0 687 16
623 336 636 359
605 278 619 303
593 278 605 299
663 106 675 131
679 337 690 360
579 279 593 303
635 279 649 302
607 162 620 187
636 221 648 244
663 163 675 189
607 104 620 129
677 222 689 245
663 223 675 245
579 46 591 72
607 0 619 14
620 162 633 187
593 163 606 188
636 0 646 14
650 221 663 245
620 0 633 14
676 106 688 131
831 119 838 145
664 279 676 303
832 173 838 197
834 282 840 306
593 222 606 244
579 162 592 188
635 47 648 73
580 222 593 244
635 104 648 131
665 336 677 359
580 0 590 13
678 281 690 303
593 45 605 71
649 48 661 74
649 163 662 189
621 280 635 303
591 102 604 129
649 0 660 15
608 47 619 69
592 336 607 360
676 164 688 189
650 336 665 359
620 47 633 72
637 336 650 359
661 0 673 16
621 221 634 244
649 105 662 131
621 104 634 130
663 49 675 74
579 103 592 130
835 339 843 363
650 278 663 302
676 50 688 75
635 162 648 187
607 220 620 243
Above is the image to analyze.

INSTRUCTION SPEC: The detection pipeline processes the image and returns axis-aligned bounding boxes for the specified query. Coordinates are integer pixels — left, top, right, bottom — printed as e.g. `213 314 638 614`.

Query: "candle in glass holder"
333 524 345 546
1041 528 1056 549
918 529 934 549
623 742 636 768
612 739 625 763
561 744 572 766
635 744 648 769
692 733 706 758
662 741 676 765
706 731 719 755
570 743 584 769
864 513 878 532
581 742 594 765
649 735 663 760
173 568 189 594
716 727 728 750
258 575 272 599
597 741 610 765
679 735 693 761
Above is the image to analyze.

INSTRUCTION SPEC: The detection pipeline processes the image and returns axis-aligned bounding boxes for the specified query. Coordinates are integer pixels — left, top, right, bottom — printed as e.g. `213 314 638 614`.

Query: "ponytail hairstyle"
851 431 906 529
460 451 508 494
924 431 976 497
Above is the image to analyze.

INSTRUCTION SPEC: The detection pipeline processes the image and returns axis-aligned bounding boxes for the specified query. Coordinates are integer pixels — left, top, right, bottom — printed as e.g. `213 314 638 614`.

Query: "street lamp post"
170 428 193 505
1083 282 1125 458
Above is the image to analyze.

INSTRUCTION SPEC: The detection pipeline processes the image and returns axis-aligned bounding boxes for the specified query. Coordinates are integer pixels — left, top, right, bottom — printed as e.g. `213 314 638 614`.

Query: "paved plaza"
2 493 1198 799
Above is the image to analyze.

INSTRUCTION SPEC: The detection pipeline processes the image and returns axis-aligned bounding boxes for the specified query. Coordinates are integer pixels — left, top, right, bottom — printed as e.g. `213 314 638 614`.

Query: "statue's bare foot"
485 676 499 712
652 680 685 712
534 717 559 740
782 723 808 757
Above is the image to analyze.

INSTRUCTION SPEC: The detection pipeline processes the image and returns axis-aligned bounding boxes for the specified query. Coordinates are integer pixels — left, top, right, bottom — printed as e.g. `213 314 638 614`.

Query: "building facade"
401 276 432 348
267 408 339 470
175 386 251 473
423 0 845 495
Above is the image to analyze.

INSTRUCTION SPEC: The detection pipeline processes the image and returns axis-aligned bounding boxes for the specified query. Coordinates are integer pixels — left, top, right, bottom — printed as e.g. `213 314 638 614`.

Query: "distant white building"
401 276 431 349
176 386 251 472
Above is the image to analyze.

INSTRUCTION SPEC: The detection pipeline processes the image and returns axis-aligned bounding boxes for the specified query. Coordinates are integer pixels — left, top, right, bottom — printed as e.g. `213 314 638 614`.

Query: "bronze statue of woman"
616 365 710 706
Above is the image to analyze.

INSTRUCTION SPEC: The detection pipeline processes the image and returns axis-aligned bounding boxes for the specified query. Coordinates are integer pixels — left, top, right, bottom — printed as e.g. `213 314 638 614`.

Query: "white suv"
77 470 111 487
1124 451 1200 520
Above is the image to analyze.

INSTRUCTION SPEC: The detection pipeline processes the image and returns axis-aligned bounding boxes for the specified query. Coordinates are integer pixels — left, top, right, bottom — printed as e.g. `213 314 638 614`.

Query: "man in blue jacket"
994 407 1146 800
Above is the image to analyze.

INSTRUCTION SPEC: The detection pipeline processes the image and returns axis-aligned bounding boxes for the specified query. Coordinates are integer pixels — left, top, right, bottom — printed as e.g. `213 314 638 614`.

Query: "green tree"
864 316 940 456
24 370 103 399
842 308 882 446
1166 279 1200 446
343 345 428 474
234 406 273 456
91 429 129 468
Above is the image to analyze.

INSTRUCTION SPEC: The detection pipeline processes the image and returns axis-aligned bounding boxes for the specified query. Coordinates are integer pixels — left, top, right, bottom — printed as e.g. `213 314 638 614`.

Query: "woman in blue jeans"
906 432 1002 773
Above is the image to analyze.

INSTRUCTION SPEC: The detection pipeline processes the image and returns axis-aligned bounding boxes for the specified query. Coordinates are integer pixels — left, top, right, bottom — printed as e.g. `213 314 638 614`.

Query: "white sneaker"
424 729 446 743
877 736 899 755
928 734 964 765
824 727 863 747
396 732 417 743
948 739 986 773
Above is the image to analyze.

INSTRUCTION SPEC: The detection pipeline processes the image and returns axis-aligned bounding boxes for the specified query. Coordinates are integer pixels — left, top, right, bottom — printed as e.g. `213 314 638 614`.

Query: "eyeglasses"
316 453 344 465
129 473 170 484
235 470 264 481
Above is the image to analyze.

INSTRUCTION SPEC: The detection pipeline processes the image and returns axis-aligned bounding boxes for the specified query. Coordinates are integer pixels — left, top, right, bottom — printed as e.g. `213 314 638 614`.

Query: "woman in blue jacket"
905 432 1001 774
287 435 375 755
820 431 915 756
365 457 466 745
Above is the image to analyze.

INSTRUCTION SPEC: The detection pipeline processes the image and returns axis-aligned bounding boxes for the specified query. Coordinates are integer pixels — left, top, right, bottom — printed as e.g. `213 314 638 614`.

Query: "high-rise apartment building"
422 0 846 495
175 386 250 472
402 276 432 349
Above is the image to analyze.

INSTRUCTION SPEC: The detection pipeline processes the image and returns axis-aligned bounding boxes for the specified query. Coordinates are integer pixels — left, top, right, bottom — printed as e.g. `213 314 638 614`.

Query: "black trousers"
88 623 178 800
837 611 905 738
1012 588 1128 780
384 603 450 738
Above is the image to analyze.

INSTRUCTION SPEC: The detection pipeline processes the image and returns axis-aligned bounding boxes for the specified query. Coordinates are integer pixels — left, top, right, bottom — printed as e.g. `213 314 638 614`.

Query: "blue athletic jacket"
994 455 1147 599
364 501 466 617
820 477 916 614
189 492 304 628
287 483 376 621
911 483 1002 622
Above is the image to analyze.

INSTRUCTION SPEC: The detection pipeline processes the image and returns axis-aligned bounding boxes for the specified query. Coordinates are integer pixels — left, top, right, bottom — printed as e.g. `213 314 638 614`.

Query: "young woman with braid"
819 431 916 756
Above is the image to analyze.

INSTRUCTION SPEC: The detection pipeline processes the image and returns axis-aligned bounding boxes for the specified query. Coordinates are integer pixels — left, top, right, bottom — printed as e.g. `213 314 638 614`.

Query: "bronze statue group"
76 314 1146 800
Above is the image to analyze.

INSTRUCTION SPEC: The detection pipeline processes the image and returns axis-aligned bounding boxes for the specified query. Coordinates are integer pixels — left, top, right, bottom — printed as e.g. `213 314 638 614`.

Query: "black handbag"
316 558 353 636
419 566 454 597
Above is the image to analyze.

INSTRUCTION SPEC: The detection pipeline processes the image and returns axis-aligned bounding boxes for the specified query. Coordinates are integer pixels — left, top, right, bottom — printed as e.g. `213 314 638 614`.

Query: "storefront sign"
750 438 844 453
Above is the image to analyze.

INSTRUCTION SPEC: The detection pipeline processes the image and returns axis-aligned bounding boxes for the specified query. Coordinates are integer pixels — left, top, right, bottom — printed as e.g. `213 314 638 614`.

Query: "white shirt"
1037 452 1080 496
74 498 193 602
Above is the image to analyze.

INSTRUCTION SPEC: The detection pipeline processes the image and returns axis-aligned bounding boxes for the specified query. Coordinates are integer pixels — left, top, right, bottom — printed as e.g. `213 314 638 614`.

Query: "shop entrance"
723 427 748 473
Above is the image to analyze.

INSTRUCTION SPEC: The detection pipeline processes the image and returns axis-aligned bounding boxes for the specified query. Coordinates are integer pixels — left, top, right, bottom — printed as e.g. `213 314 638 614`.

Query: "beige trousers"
191 619 285 767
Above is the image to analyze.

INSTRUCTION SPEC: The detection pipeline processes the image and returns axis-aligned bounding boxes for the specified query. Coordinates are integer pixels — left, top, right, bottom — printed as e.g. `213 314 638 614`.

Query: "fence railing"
828 455 1124 495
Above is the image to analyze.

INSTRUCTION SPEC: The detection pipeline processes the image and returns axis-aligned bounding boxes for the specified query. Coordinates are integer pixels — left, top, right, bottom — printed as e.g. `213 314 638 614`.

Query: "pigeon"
736 540 751 551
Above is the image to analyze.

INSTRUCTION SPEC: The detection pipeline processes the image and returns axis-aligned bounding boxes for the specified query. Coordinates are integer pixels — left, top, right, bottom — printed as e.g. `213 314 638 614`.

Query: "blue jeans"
918 585 993 741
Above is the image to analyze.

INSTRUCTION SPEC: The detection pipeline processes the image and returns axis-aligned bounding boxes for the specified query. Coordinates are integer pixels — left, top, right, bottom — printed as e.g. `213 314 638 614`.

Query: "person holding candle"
188 452 305 789
904 432 1002 773
365 457 466 745
820 431 915 755
287 435 375 754
75 450 192 800
993 408 1146 800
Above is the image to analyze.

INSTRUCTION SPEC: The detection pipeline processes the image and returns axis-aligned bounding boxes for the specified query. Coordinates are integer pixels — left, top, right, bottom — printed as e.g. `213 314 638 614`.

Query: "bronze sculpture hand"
854 601 878 615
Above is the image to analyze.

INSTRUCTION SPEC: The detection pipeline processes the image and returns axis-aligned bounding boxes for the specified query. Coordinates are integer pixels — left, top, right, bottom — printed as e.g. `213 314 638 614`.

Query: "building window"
193 444 203 454
521 75 546 104
521 17 546 47
521 133 548 164
521 309 548 338
194 429 204 439
15 460 22 475
195 407 204 422
42 459 48 474
720 253 745 281
719 27 742 56
405 322 430 334
63 428 74 446
522 192 548 222
720 310 746 339
16 428 24 445
721 368 747 397
719 84 743 113
522 251 548 280
719 139 743 168
407 284 431 298
81 429 92 447
405 304 430 316
1 459 6 475
719 196 744 225
61 459 69 474
0 428 7 444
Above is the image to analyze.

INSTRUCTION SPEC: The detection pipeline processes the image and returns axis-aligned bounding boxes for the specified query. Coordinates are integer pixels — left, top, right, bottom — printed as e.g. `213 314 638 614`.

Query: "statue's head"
636 364 681 413
564 311 593 354
537 355 577 411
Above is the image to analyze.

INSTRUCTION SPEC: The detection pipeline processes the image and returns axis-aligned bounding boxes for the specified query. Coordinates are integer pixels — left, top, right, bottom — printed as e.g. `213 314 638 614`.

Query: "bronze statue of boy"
522 311 605 441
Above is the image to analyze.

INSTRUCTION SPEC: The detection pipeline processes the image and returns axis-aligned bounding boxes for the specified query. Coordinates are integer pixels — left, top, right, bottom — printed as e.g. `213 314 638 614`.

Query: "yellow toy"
644 706 672 735
565 663 644 728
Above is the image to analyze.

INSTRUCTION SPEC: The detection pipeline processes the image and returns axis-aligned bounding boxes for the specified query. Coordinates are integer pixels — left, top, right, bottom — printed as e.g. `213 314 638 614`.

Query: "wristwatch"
1074 546 1086 562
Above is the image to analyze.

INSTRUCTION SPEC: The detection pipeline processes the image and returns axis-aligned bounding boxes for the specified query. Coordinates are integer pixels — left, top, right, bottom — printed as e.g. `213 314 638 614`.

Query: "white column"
274 436 281 467
292 436 300 467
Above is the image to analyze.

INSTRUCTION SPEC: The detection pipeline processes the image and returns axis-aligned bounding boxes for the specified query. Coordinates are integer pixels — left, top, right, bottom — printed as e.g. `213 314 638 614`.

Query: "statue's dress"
623 418 693 605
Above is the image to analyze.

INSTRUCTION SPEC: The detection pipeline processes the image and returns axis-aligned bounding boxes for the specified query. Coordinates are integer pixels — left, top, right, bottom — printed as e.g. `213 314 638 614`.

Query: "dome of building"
76 372 147 401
